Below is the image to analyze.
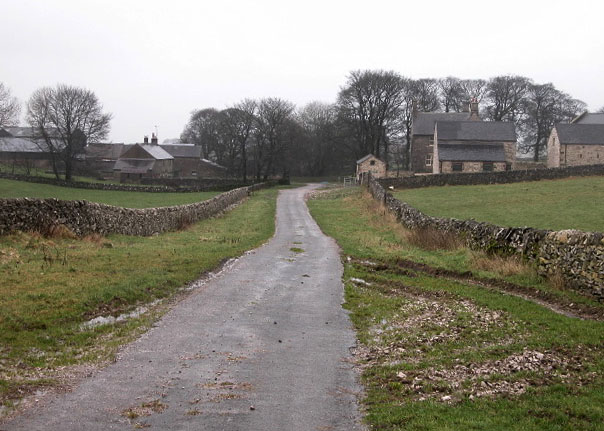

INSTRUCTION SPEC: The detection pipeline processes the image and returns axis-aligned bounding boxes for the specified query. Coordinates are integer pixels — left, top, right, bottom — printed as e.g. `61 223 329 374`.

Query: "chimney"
469 98 480 120
151 133 158 145
143 135 149 144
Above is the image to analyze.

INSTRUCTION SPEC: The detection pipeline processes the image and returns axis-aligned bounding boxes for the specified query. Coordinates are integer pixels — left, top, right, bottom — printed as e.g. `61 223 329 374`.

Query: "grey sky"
2 0 603 143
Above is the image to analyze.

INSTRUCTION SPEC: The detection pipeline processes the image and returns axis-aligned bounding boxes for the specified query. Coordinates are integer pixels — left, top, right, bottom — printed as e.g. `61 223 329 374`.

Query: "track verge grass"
307 187 604 431
0 188 278 412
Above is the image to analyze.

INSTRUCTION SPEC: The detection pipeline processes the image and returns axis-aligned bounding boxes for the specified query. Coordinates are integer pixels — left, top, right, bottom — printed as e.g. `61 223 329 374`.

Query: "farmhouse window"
483 162 494 172
370 160 375 166
452 162 463 172
191 171 197 176
425 154 433 166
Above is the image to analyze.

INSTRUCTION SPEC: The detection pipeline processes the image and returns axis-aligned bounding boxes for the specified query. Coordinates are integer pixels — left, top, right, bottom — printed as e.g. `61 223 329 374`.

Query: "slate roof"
571 112 604 124
438 143 506 162
85 143 128 160
555 124 604 145
436 121 516 142
113 159 156 173
0 136 45 153
356 154 382 164
162 138 189 145
160 145 202 158
2 126 61 138
200 158 227 170
412 112 470 135
138 144 173 160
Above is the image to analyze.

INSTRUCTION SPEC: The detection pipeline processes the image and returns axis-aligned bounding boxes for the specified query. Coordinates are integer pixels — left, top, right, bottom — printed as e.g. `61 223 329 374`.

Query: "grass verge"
392 176 604 232
308 188 604 431
0 188 278 411
0 178 220 208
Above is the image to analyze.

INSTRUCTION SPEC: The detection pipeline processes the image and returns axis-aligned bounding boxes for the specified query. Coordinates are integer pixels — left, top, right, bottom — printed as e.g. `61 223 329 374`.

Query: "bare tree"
438 77 465 112
337 70 406 163
484 75 531 122
458 79 488 104
0 83 21 127
27 85 111 180
219 99 257 181
520 84 585 161
254 98 295 180
597 106 604 113
181 108 221 159
399 78 441 169
296 102 339 176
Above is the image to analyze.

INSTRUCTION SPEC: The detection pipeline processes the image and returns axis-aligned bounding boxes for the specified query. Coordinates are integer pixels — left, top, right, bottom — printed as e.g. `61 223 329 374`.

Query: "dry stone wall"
365 174 604 299
379 164 604 189
0 183 268 237
0 172 260 193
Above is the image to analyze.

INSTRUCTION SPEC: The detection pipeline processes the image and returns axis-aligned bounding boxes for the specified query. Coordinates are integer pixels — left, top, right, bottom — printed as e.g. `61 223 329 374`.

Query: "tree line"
181 71 597 179
1 74 602 181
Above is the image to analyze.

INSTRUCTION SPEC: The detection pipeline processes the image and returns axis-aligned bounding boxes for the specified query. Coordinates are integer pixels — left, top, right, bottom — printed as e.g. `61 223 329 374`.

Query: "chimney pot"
469 98 480 120
144 135 149 144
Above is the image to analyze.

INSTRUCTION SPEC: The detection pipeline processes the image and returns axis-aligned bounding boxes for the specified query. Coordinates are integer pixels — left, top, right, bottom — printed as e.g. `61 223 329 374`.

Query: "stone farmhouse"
410 101 516 174
110 135 228 182
160 144 227 179
547 112 604 168
113 134 174 182
432 121 516 173
356 154 386 180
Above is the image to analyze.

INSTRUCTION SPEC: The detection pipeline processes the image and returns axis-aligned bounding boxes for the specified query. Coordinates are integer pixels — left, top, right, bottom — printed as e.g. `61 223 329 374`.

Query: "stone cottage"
433 121 517 173
159 144 228 178
547 122 604 168
410 101 480 173
356 154 386 180
113 135 173 182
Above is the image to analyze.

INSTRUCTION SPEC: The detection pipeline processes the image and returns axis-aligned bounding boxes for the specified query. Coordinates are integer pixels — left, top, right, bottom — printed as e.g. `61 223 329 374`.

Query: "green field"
308 189 604 431
392 176 604 232
0 178 220 208
0 188 277 409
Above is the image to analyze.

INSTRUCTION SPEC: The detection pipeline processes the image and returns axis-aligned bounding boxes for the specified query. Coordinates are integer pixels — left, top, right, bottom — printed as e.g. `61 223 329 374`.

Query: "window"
370 160 375 166
452 162 463 172
191 171 198 176
425 154 433 167
505 163 512 171
483 162 494 172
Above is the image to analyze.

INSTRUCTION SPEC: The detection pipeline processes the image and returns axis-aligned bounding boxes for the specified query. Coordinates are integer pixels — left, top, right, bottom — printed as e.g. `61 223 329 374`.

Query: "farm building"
410 101 480 173
547 123 604 168
159 145 227 178
0 127 60 171
432 121 516 173
356 154 386 180
113 136 174 182
80 143 129 178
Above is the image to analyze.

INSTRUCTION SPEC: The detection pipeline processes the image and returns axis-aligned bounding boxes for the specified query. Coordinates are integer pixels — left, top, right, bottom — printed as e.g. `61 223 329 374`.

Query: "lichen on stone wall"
0 183 269 238
364 172 604 299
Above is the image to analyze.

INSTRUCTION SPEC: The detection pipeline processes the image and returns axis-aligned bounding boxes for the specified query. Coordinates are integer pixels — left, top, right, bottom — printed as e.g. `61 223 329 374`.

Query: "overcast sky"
2 0 603 143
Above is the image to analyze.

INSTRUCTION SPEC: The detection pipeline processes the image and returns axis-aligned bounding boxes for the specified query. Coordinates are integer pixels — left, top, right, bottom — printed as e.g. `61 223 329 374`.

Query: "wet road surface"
5 184 364 430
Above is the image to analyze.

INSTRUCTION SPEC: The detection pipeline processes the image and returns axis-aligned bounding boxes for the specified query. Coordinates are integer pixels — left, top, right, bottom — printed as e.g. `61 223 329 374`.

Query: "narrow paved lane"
5 185 364 430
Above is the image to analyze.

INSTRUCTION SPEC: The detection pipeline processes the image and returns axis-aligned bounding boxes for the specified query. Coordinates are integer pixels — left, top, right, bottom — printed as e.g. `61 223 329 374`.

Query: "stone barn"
433 121 516 173
409 101 480 173
113 137 174 182
547 123 604 168
356 154 386 180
